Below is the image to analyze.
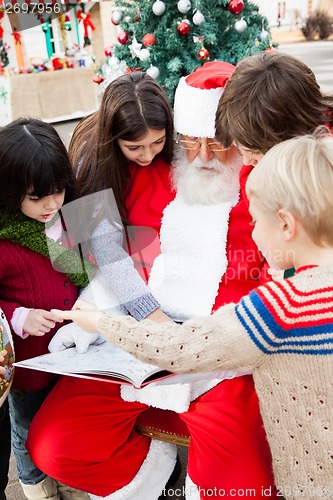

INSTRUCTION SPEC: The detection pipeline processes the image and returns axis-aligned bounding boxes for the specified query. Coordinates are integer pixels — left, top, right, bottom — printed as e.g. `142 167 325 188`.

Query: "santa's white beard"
171 147 242 205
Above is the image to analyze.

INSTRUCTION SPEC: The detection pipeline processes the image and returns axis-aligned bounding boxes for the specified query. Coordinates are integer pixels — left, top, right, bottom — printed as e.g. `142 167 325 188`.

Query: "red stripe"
257 283 333 329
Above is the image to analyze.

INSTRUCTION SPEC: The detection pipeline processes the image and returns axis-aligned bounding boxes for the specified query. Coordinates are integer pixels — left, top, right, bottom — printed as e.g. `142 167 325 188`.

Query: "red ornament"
228 0 244 15
197 47 209 61
117 31 130 45
177 21 190 36
142 33 156 46
104 45 113 57
93 74 104 84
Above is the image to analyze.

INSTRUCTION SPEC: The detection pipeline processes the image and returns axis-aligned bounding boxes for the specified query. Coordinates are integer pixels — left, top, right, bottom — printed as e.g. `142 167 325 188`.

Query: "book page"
14 342 169 389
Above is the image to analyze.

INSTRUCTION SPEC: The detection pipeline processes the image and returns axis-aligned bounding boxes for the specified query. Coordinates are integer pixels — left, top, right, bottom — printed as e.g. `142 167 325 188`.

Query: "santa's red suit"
26 157 276 499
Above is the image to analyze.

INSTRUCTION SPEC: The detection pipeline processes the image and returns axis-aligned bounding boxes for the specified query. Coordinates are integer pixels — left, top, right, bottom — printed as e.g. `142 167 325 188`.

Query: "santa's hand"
48 322 104 354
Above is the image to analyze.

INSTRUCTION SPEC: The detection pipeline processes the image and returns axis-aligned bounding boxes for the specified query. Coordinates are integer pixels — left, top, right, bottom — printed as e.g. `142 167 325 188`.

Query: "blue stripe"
235 291 333 355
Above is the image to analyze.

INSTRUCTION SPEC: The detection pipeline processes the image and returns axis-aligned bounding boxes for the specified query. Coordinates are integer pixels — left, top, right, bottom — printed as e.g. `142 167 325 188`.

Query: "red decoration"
104 45 113 57
52 57 64 70
0 25 3 39
197 47 209 61
117 30 130 45
177 21 190 36
93 74 104 84
135 10 141 22
125 66 142 73
12 31 22 44
142 33 156 46
228 0 244 15
76 10 96 40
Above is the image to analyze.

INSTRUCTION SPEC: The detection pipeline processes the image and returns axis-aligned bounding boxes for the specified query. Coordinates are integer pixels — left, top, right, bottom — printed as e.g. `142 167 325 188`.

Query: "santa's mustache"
191 158 226 172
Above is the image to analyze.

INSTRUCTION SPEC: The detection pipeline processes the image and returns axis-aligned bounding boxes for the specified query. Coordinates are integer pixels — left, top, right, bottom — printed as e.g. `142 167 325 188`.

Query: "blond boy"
55 133 333 499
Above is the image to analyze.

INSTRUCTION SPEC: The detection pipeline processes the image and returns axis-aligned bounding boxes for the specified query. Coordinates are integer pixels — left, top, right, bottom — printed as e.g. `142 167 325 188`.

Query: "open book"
14 342 173 389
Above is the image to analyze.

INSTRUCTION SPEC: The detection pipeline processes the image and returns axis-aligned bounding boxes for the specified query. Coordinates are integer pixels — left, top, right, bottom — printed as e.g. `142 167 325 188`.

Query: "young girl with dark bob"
26 73 181 500
0 118 89 500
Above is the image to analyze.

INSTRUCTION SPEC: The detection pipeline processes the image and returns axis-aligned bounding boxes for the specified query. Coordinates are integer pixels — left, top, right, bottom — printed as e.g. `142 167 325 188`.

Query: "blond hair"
246 132 333 246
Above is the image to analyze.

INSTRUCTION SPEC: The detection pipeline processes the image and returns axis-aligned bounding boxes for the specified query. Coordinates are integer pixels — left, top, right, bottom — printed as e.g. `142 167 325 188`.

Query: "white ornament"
193 10 204 25
152 1 166 16
260 29 269 40
181 18 191 25
234 19 247 33
177 0 191 14
108 56 120 67
146 65 160 79
129 36 142 59
138 48 150 61
111 10 123 25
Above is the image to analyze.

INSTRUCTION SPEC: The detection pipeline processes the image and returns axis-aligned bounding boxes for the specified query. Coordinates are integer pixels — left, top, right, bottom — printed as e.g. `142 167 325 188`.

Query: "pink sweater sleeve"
11 307 31 339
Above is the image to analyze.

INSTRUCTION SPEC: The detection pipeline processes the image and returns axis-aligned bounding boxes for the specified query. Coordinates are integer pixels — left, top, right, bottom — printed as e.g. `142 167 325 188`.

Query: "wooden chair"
135 407 190 447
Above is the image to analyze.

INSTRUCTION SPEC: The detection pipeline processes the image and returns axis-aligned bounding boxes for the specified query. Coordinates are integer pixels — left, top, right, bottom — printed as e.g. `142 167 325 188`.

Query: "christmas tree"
111 0 274 102
0 8 9 68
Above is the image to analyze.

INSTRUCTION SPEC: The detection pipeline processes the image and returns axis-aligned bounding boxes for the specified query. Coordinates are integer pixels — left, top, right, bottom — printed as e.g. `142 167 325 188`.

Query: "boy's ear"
277 209 295 241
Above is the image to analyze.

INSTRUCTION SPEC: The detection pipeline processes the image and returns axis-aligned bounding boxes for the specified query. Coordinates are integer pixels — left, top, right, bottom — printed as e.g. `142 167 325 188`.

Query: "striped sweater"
99 264 333 499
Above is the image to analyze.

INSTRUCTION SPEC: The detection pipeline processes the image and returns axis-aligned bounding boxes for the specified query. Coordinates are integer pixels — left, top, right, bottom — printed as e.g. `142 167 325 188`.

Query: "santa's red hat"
174 60 236 138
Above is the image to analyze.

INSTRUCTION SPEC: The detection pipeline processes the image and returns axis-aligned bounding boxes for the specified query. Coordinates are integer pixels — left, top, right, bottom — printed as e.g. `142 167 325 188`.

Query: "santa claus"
26 62 277 499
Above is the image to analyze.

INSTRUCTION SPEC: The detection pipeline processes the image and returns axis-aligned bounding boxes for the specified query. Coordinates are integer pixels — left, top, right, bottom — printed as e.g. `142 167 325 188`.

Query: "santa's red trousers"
26 374 277 498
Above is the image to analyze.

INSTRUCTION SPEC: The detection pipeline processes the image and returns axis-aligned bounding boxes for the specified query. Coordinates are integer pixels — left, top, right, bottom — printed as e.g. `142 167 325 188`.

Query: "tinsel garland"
0 211 95 288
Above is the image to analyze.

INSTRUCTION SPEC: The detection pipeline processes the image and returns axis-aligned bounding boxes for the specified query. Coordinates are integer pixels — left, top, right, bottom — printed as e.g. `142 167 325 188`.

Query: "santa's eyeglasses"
176 134 229 152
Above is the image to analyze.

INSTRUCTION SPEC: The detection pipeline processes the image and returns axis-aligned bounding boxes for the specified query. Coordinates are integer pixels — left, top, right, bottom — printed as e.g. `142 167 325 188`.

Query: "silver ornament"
138 48 150 61
193 10 204 25
177 0 191 14
260 29 269 40
152 1 166 16
146 65 160 79
111 10 123 25
234 19 247 33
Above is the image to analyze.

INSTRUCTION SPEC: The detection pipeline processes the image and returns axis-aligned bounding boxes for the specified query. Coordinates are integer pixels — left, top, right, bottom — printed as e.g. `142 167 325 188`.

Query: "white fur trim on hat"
174 76 224 138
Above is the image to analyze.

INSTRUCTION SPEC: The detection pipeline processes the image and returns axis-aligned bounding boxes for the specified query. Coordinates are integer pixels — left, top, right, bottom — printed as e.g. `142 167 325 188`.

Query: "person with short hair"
215 51 333 163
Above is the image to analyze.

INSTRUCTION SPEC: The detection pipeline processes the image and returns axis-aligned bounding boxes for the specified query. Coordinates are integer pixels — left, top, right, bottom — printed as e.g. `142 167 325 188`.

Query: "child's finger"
51 309 74 321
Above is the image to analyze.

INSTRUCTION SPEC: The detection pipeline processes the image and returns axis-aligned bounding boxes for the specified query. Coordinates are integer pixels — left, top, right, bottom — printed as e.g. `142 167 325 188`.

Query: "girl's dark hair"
0 118 78 215
216 51 333 153
69 72 174 222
